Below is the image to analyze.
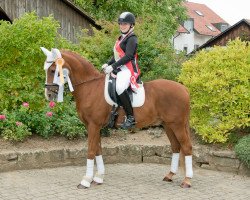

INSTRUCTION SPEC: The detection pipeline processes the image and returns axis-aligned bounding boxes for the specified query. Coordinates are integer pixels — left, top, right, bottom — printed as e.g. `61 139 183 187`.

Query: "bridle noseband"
45 84 59 95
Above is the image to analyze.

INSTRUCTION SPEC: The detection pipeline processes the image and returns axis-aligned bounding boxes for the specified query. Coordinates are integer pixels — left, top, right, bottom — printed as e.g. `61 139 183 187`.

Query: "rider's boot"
118 90 135 129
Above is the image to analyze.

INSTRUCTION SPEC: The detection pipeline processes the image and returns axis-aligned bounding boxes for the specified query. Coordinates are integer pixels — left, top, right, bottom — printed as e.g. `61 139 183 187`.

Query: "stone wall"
0 144 249 176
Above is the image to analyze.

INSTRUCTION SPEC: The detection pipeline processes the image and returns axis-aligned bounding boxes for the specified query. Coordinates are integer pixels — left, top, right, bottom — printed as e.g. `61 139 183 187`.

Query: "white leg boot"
93 155 105 184
80 159 94 188
185 155 193 178
170 153 180 174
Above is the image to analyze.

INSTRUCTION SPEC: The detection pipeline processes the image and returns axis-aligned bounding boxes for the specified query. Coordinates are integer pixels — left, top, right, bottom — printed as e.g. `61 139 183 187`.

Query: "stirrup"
120 116 135 129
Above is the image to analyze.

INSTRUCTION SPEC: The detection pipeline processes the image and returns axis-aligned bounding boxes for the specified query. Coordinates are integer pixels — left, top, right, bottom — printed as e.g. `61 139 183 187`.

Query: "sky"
187 0 250 25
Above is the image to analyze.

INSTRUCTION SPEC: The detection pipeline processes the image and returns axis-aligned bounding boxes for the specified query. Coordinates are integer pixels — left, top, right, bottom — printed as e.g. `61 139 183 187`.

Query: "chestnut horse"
41 47 193 189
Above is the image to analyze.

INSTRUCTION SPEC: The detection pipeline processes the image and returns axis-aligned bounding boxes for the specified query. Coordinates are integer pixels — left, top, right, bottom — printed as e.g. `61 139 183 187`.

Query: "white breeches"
116 66 131 95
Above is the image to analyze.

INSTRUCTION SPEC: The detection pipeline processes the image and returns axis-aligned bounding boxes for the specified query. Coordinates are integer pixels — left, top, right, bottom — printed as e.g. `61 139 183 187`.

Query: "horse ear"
51 48 62 60
40 47 51 56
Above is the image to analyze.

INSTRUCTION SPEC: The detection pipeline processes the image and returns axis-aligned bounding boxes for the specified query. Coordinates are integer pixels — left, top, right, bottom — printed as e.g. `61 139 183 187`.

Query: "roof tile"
182 2 228 36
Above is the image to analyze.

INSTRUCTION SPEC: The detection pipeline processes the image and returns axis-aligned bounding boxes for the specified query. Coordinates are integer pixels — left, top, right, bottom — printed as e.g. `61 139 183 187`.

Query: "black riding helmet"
118 12 135 25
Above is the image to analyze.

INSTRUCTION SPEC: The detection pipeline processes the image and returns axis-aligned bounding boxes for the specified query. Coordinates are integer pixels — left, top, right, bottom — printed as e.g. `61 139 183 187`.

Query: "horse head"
41 47 73 102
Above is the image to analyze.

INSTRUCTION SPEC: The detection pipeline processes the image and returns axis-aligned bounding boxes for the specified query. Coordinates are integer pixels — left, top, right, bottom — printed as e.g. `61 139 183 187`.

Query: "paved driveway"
0 163 249 200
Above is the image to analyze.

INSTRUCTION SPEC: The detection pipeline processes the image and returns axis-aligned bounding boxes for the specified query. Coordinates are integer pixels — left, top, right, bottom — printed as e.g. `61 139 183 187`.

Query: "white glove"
101 63 108 69
103 65 113 74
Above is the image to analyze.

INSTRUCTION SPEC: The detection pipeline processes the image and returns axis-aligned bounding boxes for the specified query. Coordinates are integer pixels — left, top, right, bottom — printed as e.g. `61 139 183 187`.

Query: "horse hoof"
77 184 88 189
92 181 102 186
163 176 173 182
180 182 191 188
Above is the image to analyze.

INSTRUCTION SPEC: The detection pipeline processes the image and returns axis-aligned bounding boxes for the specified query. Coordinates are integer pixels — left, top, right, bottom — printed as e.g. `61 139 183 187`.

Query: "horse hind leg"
162 124 181 182
169 122 193 188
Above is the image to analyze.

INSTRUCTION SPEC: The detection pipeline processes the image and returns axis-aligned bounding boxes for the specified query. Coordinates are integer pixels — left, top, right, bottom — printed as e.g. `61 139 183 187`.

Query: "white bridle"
41 47 74 102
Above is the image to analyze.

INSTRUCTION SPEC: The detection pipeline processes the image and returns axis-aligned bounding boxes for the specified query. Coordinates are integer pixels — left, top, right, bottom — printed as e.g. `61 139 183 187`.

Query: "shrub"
0 12 75 111
234 135 250 168
178 39 250 143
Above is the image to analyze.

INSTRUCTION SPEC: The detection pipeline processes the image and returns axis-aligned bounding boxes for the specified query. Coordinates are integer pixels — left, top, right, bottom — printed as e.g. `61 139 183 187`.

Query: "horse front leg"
78 123 101 189
93 133 105 184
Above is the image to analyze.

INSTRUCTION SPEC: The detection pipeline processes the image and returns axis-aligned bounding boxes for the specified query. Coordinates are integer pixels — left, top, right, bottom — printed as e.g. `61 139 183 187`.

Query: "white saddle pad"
104 74 145 107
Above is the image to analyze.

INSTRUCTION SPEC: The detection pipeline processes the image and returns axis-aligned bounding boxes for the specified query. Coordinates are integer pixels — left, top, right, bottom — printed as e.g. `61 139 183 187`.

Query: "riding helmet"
118 12 135 25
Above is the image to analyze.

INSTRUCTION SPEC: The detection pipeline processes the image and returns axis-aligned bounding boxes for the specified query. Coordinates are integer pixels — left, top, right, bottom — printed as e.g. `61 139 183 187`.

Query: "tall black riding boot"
118 90 135 129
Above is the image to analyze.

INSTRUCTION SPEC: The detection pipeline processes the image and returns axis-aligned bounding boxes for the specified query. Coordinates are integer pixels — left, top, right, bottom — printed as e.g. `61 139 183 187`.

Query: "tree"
73 0 187 80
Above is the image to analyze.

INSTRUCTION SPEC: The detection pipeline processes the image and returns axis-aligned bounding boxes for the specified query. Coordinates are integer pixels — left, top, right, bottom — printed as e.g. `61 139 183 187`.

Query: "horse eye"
51 70 55 74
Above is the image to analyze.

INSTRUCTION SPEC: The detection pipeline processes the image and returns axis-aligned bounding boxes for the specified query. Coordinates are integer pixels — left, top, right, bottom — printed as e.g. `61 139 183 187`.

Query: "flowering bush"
0 100 86 141
0 109 32 142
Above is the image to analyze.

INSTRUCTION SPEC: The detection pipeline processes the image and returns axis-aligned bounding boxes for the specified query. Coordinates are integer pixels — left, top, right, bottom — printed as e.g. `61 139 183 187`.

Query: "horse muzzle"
45 84 59 101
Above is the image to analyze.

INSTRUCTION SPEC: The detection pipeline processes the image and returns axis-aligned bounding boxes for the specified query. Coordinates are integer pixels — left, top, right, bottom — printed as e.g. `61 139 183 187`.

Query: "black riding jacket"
107 33 138 73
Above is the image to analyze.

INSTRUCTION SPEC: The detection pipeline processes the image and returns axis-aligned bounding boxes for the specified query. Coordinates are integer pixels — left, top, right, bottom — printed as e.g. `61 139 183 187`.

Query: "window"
183 46 188 52
183 19 194 32
221 24 228 32
206 25 216 31
195 10 203 16
194 44 199 50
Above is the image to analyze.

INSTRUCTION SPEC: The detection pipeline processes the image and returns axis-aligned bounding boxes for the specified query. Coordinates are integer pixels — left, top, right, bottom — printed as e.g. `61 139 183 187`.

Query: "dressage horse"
41 47 193 189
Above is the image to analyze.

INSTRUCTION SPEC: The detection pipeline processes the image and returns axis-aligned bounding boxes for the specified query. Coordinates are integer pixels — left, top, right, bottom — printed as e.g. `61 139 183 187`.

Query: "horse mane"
61 50 101 78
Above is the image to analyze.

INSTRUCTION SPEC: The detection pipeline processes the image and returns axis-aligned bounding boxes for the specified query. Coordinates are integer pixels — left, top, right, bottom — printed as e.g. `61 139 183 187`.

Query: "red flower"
16 121 23 126
22 102 29 107
49 101 56 108
46 112 53 117
0 115 6 120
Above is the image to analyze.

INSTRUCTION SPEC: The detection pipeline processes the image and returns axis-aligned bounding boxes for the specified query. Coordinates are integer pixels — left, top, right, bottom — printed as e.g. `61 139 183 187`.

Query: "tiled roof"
194 18 250 52
178 1 228 36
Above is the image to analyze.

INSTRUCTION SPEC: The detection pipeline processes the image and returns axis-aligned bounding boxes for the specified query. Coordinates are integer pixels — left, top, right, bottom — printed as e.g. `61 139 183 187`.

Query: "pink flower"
16 121 23 126
22 102 29 107
0 115 6 120
49 101 56 108
46 112 53 117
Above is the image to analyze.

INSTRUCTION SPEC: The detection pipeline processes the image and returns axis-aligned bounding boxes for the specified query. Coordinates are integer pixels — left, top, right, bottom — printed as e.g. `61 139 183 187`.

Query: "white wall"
173 32 213 54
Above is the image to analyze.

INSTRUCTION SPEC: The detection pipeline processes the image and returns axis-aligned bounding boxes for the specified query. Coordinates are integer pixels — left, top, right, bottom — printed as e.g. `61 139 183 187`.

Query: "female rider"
102 12 140 129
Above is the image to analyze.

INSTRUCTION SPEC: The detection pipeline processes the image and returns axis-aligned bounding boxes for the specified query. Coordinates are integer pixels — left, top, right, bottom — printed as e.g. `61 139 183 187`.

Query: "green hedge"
179 39 250 143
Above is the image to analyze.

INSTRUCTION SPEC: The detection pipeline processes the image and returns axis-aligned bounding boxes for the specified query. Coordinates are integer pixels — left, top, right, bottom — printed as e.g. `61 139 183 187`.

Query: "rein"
73 75 103 87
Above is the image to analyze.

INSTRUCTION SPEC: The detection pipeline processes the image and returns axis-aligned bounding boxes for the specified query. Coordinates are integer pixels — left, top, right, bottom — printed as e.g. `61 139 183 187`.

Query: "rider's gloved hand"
101 63 108 70
103 65 113 74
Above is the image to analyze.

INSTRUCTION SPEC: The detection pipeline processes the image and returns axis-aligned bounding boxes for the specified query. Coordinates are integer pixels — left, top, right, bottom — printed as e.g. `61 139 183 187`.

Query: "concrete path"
0 163 249 200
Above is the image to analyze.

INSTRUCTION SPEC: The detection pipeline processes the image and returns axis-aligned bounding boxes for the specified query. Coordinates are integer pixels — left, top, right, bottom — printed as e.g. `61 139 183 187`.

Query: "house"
0 0 101 43
194 19 250 52
173 1 229 54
